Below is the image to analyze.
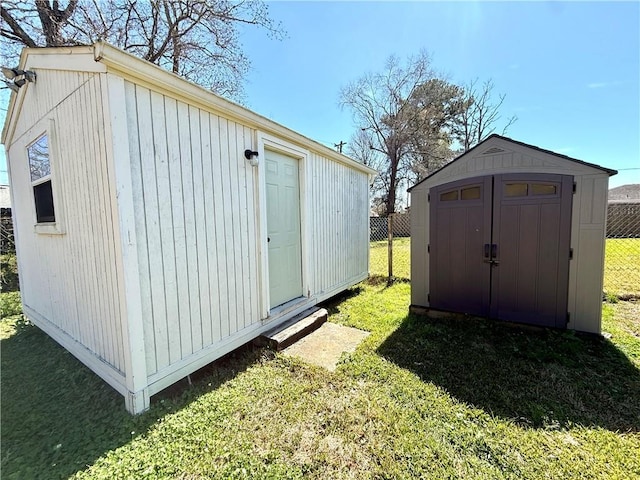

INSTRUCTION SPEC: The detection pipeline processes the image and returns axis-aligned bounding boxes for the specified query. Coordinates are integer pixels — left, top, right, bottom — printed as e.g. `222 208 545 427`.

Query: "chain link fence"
604 201 640 299
370 213 410 281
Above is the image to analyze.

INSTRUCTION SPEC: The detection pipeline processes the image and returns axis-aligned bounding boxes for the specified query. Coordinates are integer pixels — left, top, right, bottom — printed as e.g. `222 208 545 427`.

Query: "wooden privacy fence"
607 203 640 238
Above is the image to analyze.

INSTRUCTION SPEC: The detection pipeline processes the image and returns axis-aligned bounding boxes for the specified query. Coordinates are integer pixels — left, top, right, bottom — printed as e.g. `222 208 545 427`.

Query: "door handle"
490 244 499 266
484 243 498 265
267 237 271 243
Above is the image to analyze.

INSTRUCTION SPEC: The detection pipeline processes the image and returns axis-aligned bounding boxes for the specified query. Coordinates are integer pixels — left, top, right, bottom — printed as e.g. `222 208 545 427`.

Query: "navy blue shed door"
429 173 573 328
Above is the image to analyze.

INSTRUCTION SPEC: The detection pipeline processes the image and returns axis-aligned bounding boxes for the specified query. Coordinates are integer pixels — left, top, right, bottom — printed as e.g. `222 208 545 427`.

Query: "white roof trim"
2 42 377 176
93 42 376 175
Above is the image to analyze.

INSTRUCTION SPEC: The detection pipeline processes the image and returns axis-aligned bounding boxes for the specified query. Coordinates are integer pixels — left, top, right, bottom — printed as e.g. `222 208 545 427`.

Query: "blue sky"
239 1 639 189
1 1 638 188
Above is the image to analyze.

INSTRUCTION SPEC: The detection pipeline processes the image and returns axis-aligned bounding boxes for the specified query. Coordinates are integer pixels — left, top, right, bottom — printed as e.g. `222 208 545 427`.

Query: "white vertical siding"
8 73 126 374
307 152 370 296
124 83 260 376
13 70 96 142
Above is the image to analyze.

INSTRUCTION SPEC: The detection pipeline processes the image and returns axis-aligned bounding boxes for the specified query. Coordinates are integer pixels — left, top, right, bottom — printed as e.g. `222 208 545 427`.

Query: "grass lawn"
2 280 639 479
604 239 640 299
370 237 410 280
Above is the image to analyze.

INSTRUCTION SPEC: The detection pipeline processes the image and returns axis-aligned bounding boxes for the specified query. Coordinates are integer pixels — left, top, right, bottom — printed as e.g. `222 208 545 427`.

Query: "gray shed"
409 135 616 334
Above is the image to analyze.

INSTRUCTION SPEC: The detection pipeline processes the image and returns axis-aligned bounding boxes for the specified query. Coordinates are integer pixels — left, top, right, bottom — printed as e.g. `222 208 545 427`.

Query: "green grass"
2 284 639 479
604 238 640 299
371 238 640 298
370 237 410 280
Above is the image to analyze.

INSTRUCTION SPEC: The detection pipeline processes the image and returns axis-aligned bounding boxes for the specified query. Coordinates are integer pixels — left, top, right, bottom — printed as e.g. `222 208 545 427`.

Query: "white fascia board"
1 83 23 146
92 42 377 176
25 49 106 73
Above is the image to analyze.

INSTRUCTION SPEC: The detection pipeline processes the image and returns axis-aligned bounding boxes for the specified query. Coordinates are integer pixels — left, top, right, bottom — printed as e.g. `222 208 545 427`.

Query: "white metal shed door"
265 149 303 308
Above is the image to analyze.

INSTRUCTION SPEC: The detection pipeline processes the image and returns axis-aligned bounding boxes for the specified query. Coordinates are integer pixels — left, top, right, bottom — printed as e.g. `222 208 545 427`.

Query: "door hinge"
573 182 577 193
566 312 570 325
427 244 430 253
428 193 430 202
428 293 430 302
569 248 573 260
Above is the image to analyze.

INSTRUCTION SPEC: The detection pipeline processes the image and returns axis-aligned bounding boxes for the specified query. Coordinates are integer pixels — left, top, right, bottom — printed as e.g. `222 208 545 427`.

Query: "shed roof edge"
408 134 617 192
2 43 377 176
93 42 377 175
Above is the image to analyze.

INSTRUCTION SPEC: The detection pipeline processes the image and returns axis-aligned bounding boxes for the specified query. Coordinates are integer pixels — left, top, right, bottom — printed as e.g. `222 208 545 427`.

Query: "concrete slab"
282 322 370 372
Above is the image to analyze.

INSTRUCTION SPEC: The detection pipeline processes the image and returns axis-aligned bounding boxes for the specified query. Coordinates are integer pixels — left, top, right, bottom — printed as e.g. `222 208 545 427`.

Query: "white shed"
1 43 376 413
409 135 616 334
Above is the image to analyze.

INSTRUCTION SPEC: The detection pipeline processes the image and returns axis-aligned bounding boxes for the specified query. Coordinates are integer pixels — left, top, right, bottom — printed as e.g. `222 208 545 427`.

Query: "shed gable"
409 135 615 193
3 48 107 146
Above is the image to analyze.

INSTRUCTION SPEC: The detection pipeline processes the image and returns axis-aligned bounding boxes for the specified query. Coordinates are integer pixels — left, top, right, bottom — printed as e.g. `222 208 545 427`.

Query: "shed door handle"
484 243 499 265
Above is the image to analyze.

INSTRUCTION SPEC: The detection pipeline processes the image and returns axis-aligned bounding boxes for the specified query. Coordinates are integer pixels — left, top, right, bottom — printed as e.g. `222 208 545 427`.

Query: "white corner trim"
103 72 148 394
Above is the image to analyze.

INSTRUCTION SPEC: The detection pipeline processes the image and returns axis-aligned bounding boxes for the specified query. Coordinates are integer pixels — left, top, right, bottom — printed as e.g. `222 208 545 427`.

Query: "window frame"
26 119 65 235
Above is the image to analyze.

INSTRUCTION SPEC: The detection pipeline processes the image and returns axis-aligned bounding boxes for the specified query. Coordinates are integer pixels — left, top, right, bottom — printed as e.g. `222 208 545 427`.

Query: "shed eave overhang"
1 45 105 146
92 42 377 176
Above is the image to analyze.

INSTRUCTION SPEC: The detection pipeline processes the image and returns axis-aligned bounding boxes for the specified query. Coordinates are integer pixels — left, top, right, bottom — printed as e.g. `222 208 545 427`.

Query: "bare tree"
1 0 283 99
453 78 517 152
340 52 464 215
347 128 388 214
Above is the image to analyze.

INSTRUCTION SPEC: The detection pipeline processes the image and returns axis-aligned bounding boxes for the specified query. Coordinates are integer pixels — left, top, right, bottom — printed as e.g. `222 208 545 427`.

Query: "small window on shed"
504 183 528 197
531 183 557 196
27 134 56 223
461 186 481 200
440 190 458 201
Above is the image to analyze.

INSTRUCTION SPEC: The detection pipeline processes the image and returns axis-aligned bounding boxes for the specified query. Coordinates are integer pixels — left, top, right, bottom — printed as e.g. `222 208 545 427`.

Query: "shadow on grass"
322 285 364 315
0 319 262 479
377 313 640 432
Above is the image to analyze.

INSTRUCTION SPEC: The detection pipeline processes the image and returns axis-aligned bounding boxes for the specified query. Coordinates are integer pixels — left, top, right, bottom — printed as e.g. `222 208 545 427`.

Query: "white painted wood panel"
7 74 126 374
13 70 95 143
105 72 148 407
306 153 370 296
124 83 267 376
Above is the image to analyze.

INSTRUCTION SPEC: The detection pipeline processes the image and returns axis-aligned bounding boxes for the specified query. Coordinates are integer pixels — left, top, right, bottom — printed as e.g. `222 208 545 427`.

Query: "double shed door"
429 173 573 328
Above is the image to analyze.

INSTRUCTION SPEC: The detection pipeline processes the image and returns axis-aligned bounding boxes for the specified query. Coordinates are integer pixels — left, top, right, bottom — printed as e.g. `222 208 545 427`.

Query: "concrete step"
257 307 328 350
